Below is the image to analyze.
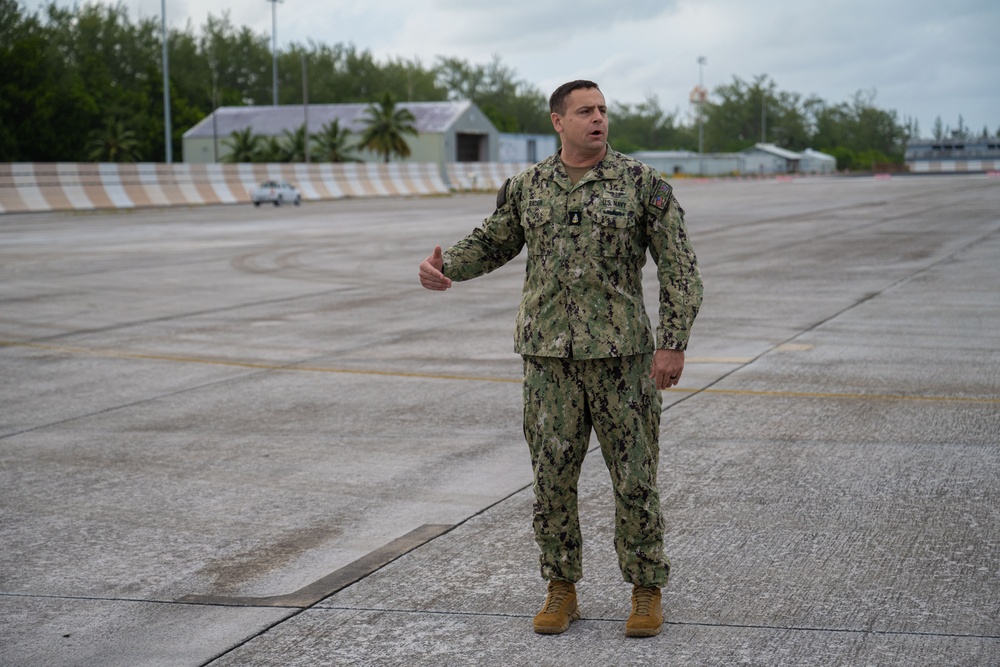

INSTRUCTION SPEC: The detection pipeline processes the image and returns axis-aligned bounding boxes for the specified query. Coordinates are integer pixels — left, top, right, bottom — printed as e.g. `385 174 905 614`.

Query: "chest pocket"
590 208 638 257
521 204 556 256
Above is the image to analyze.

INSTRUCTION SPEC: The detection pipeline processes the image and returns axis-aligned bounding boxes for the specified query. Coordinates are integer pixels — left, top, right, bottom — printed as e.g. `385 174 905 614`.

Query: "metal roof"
801 148 836 162
183 101 475 139
744 143 802 160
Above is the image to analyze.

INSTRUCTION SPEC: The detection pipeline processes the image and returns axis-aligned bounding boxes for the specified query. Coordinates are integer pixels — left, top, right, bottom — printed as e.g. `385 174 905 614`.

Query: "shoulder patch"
496 178 511 209
649 178 673 211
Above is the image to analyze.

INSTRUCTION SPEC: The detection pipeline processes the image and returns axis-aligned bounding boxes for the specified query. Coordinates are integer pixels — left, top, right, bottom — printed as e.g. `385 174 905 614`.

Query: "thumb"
433 245 443 260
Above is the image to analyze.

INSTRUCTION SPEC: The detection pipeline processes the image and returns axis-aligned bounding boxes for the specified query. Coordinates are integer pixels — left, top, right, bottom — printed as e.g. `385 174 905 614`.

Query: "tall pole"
267 0 280 106
302 52 309 163
698 56 706 176
161 0 172 163
761 93 766 144
211 66 219 162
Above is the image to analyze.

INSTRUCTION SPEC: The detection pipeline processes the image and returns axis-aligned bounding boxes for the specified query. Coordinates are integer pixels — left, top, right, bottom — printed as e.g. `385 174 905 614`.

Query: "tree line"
2 1 991 170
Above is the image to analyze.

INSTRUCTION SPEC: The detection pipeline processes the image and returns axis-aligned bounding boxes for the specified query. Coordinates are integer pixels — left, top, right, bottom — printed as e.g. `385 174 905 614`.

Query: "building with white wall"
740 143 803 174
633 146 836 176
799 148 837 174
182 101 499 164
499 134 557 163
631 151 745 176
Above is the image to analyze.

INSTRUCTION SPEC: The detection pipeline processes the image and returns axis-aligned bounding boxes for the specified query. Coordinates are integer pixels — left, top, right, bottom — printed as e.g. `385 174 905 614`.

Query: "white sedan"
250 180 301 206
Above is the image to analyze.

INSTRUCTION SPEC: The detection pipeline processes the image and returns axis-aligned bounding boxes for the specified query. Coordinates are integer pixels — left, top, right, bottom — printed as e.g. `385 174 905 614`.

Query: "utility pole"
267 0 282 106
161 0 172 163
697 56 706 175
302 52 309 163
761 92 767 144
211 65 219 162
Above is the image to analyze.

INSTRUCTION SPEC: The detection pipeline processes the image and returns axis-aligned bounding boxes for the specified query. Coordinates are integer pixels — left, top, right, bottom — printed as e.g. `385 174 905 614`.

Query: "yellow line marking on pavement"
2 340 523 384
775 343 814 352
5 340 998 404
701 388 998 403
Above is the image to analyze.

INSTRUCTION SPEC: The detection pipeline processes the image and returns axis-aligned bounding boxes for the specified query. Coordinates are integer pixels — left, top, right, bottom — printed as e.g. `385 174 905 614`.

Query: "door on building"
456 133 487 161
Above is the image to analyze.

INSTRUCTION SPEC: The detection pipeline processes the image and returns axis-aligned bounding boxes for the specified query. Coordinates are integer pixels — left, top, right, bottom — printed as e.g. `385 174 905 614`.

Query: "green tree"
358 93 418 162
1 2 926 165
811 90 907 168
311 119 357 162
280 124 309 162
0 1 96 160
46 2 165 159
609 96 691 153
954 114 968 139
255 136 284 163
87 119 142 162
704 74 778 151
222 126 260 162
201 13 274 107
434 54 550 133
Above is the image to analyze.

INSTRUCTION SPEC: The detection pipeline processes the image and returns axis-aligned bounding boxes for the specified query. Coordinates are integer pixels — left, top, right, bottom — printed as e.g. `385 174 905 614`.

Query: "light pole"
761 92 767 144
211 65 219 162
161 0 172 163
301 52 309 163
697 56 706 175
267 0 282 106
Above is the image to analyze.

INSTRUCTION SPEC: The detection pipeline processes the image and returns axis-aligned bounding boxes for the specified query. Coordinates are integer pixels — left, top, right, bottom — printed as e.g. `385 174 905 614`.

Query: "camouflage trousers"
522 353 669 587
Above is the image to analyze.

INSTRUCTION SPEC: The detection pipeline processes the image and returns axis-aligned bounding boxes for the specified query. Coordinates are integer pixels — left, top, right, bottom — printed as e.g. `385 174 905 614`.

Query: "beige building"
182 101 499 164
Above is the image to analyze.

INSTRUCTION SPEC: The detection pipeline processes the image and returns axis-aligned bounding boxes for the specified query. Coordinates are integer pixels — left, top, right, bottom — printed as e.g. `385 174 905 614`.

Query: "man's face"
551 87 608 156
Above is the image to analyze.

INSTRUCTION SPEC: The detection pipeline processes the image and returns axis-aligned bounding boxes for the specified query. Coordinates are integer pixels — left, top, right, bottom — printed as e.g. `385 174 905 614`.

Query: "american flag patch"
650 179 672 211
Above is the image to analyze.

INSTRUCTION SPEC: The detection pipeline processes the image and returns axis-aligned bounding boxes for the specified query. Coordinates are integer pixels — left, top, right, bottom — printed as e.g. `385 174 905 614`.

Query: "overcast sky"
21 0 1000 138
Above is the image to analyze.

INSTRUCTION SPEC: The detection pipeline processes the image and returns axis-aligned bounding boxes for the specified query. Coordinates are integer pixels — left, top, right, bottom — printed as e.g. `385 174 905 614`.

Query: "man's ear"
550 112 563 133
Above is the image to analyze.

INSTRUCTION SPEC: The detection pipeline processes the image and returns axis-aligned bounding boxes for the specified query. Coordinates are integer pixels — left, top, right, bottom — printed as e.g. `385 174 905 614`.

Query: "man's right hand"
419 245 452 291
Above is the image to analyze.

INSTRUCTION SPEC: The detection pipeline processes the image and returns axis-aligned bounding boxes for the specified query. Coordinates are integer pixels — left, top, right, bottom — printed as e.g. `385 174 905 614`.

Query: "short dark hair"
549 80 601 115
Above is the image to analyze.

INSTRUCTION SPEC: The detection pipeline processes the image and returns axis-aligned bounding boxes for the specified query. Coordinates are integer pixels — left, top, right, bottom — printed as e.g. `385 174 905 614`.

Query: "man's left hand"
650 349 685 390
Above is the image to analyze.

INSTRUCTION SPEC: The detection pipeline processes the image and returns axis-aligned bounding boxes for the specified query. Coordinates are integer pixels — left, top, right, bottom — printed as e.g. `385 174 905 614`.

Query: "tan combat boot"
625 585 662 637
533 580 580 634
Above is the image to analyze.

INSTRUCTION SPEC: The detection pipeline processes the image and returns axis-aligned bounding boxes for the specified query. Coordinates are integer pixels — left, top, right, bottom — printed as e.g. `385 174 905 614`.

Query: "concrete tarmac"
1 175 998 666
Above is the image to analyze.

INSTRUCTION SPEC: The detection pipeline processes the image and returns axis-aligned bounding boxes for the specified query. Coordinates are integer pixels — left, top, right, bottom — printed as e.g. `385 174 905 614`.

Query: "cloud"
16 0 1000 132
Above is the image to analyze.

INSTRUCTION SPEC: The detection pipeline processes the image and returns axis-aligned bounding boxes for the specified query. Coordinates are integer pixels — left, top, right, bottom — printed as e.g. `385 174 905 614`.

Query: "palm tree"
255 136 285 163
358 93 418 163
312 119 358 162
87 119 142 162
281 125 308 162
222 127 261 163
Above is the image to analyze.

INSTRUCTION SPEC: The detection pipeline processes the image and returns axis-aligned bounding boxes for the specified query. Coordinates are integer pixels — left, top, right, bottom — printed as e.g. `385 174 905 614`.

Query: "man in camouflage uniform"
419 80 702 637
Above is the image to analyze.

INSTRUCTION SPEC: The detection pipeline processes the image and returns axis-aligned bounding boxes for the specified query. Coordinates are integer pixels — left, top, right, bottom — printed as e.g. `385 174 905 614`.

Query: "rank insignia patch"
568 210 582 225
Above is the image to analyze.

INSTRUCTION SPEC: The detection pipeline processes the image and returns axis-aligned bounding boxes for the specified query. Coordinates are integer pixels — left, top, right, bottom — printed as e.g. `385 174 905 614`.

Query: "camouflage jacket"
442 147 703 359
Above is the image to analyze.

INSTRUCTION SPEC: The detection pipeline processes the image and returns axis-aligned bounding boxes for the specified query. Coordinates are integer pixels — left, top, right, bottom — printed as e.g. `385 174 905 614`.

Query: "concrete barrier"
0 162 452 214
909 159 998 173
3 162 865 215
445 162 533 192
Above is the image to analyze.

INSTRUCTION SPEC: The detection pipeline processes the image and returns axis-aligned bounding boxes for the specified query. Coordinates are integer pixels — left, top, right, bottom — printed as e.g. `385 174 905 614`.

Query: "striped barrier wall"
446 162 534 192
908 160 999 173
0 162 451 214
